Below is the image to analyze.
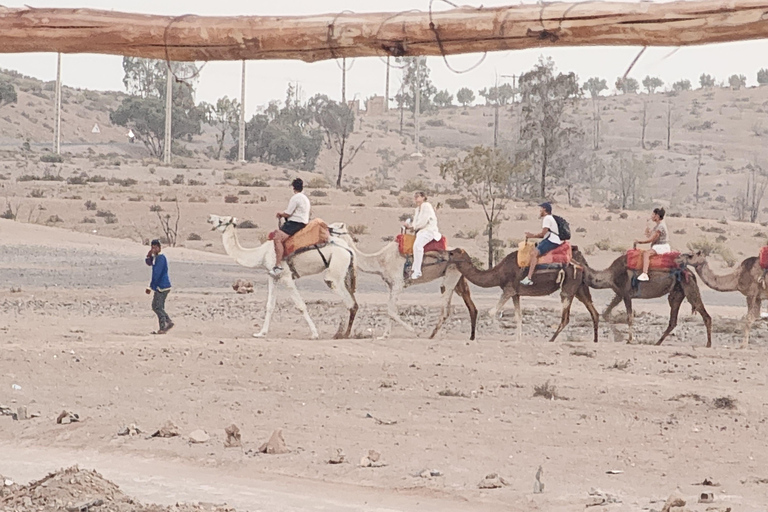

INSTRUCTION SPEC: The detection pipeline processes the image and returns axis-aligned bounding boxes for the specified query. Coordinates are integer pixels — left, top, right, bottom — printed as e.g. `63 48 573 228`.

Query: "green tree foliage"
642 76 664 94
582 77 607 98
309 94 362 188
440 146 522 268
394 57 436 113
615 77 640 94
519 57 582 198
672 79 692 92
112 57 204 158
478 83 514 106
729 74 747 90
456 87 475 108
609 152 653 209
699 73 716 89
201 96 240 159
0 80 17 109
583 78 607 150
433 89 454 109
758 69 768 86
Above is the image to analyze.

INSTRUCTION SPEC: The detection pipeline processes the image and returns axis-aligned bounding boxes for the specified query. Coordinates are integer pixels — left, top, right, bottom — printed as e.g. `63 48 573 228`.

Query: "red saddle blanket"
396 234 447 256
537 242 572 266
760 246 768 269
269 218 330 258
626 249 680 271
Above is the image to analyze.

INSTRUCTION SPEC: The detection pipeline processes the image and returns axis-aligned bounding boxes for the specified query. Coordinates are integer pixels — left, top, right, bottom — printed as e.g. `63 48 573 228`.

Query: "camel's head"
677 251 706 267
208 214 237 232
327 222 358 243
447 248 472 264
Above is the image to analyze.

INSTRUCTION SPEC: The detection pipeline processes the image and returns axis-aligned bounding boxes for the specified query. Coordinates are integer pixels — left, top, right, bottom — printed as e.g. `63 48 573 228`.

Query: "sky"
2 0 768 116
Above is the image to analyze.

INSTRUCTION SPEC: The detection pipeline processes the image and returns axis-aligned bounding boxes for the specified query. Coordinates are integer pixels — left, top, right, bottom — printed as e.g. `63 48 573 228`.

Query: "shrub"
238 220 257 229
81 217 96 224
87 174 106 183
159 178 171 186
84 200 97 211
172 174 185 185
348 224 369 235
47 214 63 223
224 195 239 204
446 197 470 209
426 118 445 127
306 176 329 189
310 190 327 197
104 214 118 224
595 238 611 251
149 204 163 212
95 209 114 217
188 179 205 186
108 177 137 187
533 381 563 400
187 232 202 241
40 153 63 163
67 175 88 185
29 189 45 198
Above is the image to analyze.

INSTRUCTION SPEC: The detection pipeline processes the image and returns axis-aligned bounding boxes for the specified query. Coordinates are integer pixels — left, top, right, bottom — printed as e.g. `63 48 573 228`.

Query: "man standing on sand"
270 178 310 278
145 239 174 334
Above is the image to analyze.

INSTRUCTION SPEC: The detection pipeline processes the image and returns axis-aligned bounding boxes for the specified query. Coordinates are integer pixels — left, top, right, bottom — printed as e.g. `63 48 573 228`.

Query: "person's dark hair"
291 178 304 192
151 239 161 247
414 191 427 200
653 207 666 219
539 202 552 214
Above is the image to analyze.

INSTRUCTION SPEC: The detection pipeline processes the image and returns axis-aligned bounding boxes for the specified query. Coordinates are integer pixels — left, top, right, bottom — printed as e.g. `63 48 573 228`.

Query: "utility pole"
493 74 499 148
384 56 390 112
341 57 347 105
53 53 62 154
413 56 423 155
163 63 172 165
238 60 246 163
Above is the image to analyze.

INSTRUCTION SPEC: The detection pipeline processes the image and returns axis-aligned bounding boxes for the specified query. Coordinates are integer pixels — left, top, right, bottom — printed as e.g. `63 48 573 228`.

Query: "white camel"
328 222 478 340
209 215 358 339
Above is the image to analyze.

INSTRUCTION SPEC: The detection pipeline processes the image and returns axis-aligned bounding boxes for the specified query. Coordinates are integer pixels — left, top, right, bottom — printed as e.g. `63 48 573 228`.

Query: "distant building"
365 96 387 116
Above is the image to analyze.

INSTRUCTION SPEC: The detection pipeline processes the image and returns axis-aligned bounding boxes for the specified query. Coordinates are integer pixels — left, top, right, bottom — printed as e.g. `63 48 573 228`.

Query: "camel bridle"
211 217 237 231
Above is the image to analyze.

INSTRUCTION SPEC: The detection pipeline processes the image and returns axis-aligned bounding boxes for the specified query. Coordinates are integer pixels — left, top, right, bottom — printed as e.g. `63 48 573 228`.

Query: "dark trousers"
152 290 172 330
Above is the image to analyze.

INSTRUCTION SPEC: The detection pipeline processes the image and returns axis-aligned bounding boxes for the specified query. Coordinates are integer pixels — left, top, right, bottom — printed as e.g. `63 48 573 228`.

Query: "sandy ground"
2 220 768 511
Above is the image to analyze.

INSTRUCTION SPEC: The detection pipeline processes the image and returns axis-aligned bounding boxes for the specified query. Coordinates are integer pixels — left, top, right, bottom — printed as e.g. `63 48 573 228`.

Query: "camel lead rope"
556 269 565 285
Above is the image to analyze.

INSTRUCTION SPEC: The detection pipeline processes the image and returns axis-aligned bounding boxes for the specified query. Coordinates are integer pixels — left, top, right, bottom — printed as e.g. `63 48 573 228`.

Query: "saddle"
760 246 768 270
518 241 572 270
626 248 680 271
396 233 448 256
269 218 330 258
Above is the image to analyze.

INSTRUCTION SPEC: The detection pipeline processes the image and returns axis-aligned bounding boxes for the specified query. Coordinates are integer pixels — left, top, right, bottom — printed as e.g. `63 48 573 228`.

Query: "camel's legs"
623 296 634 344
656 286 685 346
254 277 278 338
284 276 320 340
743 295 760 349
512 295 522 343
549 291 575 343
380 277 415 339
603 293 623 322
489 289 514 320
678 277 713 348
575 284 600 343
324 270 359 340
429 271 461 340
456 276 478 341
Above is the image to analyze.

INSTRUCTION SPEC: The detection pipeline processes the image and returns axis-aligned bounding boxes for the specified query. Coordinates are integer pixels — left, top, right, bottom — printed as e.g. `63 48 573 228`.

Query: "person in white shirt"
521 202 562 286
270 178 310 278
403 191 441 280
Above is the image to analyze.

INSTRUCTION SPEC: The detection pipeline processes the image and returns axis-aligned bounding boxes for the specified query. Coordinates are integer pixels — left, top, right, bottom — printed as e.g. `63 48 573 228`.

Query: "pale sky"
2 0 768 116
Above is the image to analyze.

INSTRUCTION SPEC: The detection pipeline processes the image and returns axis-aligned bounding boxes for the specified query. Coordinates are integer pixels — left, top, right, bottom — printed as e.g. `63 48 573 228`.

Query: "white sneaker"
268 266 283 278
410 271 422 280
638 273 649 282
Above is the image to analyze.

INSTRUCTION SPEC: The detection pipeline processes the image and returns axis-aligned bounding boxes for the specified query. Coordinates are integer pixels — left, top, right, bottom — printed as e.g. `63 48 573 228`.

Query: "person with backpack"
521 202 569 286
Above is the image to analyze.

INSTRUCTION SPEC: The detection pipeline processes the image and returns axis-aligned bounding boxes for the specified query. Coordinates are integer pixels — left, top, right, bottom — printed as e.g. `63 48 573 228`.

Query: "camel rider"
270 178 310 278
635 207 670 282
403 191 441 280
521 202 562 286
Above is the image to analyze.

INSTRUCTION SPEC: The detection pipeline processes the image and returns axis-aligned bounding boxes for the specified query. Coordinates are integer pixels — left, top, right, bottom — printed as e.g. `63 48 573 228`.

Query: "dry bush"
533 381 564 400
224 195 239 204
238 220 257 229
713 396 737 410
187 232 202 241
437 389 468 398
81 217 96 224
84 200 97 211
310 190 327 197
29 189 45 198
348 224 368 235
570 349 595 358
306 176 329 189
608 359 631 370
446 197 470 209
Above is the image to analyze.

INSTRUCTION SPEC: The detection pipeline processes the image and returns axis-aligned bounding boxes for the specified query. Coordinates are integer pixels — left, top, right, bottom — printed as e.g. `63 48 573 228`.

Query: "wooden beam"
1 2 768 63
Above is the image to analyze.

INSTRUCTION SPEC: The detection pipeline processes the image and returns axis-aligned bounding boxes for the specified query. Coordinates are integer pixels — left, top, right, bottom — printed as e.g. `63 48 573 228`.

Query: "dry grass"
348 224 369 235
713 396 737 410
570 349 595 358
608 359 631 370
437 389 468 398
533 381 564 400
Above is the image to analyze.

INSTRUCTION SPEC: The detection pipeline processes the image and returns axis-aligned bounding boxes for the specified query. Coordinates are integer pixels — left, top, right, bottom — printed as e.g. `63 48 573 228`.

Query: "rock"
151 420 180 438
588 488 621 506
661 492 686 512
328 448 346 464
478 473 508 489
224 424 242 448
188 429 210 444
117 424 142 436
359 450 386 468
534 465 544 494
257 429 288 454
418 469 442 478
698 492 714 504
12 406 28 421
56 411 80 425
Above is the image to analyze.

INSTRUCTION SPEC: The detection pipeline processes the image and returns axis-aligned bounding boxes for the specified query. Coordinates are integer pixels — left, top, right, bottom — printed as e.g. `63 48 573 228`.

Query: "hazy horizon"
2 0 768 115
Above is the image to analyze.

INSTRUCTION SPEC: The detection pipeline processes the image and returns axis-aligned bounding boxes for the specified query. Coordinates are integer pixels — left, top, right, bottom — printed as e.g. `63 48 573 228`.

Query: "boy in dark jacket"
145 239 174 334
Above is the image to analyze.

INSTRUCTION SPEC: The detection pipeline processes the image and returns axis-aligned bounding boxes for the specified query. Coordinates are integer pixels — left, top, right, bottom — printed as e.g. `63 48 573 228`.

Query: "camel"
208 214 358 339
327 222 477 340
446 248 599 343
571 251 712 347
677 252 766 348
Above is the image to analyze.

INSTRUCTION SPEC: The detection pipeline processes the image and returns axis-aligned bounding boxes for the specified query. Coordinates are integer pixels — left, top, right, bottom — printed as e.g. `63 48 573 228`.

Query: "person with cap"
270 178 311 278
145 239 174 334
521 202 562 286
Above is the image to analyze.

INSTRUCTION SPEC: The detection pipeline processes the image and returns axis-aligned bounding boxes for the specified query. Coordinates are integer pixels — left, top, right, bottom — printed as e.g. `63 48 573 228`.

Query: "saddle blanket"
269 218 330 258
396 234 447 256
517 241 572 267
626 249 680 271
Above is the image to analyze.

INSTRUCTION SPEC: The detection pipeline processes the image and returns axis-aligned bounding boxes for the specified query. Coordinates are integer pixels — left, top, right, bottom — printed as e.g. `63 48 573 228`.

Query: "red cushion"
538 242 572 265
424 236 447 253
626 249 680 270
760 247 768 269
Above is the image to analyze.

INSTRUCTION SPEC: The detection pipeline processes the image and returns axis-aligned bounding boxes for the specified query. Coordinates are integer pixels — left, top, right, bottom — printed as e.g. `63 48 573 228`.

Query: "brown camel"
446 248 599 343
571 251 712 347
677 252 767 348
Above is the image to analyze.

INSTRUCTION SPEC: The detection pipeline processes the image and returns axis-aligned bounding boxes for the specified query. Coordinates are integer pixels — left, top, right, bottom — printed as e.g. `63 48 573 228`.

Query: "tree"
433 89 454 108
201 96 240 159
729 74 747 90
640 100 650 149
672 79 692 92
440 146 522 268
0 80 17 109
456 87 475 109
310 94 364 188
665 100 679 150
615 76 639 94
519 57 582 198
758 69 768 86
642 76 664 94
478 83 514 106
609 152 652 209
695 142 703 204
394 57 436 113
733 162 768 223
699 73 716 89
583 77 607 150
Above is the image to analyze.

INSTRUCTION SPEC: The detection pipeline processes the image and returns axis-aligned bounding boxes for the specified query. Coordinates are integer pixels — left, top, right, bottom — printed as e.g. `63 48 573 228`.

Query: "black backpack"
552 215 571 241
